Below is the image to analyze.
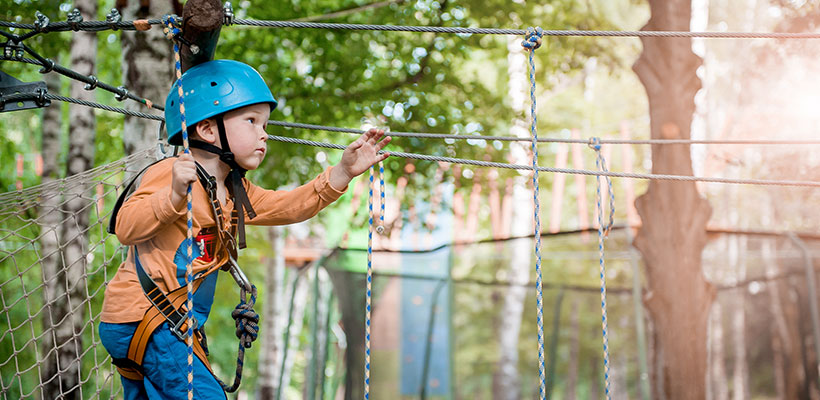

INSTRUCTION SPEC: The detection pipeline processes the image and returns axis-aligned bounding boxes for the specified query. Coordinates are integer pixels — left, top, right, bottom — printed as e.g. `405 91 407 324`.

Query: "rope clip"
223 2 235 26
66 8 83 31
114 86 129 101
84 75 99 90
38 58 55 74
106 8 122 31
34 11 50 33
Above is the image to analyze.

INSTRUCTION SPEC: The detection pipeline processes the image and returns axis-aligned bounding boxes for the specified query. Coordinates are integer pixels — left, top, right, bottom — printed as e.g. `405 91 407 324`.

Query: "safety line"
266 134 820 188
6 17 820 39
522 26 547 400
0 55 163 110
267 120 820 146
234 19 820 38
0 19 162 32
364 166 375 400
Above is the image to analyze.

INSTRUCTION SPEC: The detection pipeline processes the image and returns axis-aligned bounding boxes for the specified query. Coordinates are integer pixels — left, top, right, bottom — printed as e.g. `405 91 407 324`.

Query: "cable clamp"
67 8 83 31
224 2 235 26
84 75 98 90
38 58 55 73
34 11 50 33
3 40 24 60
35 88 48 107
106 8 122 31
115 86 129 101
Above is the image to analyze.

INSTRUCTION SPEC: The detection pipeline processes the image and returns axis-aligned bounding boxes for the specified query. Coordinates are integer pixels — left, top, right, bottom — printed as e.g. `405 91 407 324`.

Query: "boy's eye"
247 118 255 124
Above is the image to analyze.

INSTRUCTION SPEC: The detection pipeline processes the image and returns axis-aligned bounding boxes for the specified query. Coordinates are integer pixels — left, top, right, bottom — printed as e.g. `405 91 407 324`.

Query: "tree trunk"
39 71 66 399
707 298 728 400
259 226 286 399
491 34 532 400
730 236 749 400
118 0 176 165
632 1 715 398
48 1 98 397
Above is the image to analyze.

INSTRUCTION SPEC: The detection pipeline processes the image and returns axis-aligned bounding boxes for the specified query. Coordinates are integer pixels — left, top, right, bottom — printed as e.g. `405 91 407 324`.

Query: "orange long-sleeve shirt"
101 158 345 323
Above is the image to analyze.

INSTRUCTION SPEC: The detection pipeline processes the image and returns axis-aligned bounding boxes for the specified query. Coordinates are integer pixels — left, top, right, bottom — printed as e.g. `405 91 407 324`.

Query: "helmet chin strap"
189 116 256 249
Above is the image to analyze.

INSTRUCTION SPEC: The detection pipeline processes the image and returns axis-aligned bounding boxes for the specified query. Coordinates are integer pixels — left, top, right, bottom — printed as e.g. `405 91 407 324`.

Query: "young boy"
99 59 390 399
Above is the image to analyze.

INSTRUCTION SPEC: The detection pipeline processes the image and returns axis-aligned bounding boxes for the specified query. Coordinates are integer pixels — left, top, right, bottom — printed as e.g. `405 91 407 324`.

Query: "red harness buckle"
195 230 218 262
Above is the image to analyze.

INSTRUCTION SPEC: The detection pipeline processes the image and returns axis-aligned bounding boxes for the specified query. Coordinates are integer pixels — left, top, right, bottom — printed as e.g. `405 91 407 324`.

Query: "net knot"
521 26 544 51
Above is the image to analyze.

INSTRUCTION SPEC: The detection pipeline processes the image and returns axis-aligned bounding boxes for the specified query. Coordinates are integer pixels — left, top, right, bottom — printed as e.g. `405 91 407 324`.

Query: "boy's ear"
195 118 218 144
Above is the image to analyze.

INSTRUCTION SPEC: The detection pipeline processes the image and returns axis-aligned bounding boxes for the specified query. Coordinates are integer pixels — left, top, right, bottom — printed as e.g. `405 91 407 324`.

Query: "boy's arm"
115 160 186 245
245 166 347 226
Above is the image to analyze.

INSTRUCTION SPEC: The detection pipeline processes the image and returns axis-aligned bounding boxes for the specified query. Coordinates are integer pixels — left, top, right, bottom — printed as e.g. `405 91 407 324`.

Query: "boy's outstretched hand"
330 128 391 189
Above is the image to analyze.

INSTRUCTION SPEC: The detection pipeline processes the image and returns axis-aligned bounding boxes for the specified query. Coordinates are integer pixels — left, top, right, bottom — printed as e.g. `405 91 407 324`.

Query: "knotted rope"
589 137 615 400
522 26 547 400
220 285 259 393
162 15 195 400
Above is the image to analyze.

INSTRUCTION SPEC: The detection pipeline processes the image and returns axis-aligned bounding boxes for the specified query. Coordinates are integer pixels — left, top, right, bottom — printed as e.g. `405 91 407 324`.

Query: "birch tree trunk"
491 34 531 400
118 0 176 164
39 71 66 399
259 226 287 399
730 235 749 400
51 1 98 397
632 1 714 398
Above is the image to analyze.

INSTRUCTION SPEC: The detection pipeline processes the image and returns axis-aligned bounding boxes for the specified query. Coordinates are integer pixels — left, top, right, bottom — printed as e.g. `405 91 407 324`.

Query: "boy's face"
221 103 272 170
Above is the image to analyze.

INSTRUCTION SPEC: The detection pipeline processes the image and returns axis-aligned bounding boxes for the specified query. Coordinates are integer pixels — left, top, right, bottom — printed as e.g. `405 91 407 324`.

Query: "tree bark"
632 1 715 399
38 71 66 399
49 1 98 397
118 0 176 166
259 226 287 399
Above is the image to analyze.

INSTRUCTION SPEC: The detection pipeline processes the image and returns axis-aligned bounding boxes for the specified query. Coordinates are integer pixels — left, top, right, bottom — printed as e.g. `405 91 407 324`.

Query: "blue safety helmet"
165 59 278 145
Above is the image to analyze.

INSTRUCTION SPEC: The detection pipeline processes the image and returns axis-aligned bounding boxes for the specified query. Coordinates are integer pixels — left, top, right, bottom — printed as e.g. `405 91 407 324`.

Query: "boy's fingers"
376 136 391 151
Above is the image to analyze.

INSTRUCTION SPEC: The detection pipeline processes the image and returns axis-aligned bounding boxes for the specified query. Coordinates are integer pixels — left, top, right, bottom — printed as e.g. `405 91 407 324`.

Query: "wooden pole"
180 0 224 72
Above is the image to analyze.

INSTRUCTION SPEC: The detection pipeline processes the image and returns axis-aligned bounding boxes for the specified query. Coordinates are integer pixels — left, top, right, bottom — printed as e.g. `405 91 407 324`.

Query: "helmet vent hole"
210 81 217 87
170 101 174 106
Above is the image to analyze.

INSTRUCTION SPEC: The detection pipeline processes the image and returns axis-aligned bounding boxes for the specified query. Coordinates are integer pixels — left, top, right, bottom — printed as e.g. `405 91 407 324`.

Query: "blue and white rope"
589 137 615 399
377 161 385 234
364 167 375 399
522 26 547 400
163 15 194 400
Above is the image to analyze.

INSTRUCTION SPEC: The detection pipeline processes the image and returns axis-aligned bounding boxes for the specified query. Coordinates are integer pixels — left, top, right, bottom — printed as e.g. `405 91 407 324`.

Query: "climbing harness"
589 137 615 399
522 26 547 400
108 158 258 393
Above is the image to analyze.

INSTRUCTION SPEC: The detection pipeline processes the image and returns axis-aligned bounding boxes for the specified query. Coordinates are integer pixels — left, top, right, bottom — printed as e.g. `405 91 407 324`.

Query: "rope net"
0 150 153 399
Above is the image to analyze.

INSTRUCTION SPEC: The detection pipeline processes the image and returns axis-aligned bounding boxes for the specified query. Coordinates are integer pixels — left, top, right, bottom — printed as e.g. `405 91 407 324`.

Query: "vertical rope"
163 15 194 400
364 167 374 399
521 26 546 400
377 161 386 234
589 137 615 399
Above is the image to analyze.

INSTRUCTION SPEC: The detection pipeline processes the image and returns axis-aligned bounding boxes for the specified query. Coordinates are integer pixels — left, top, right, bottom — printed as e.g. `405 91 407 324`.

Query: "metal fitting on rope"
106 8 122 30
3 40 24 60
34 88 49 107
38 58 56 73
115 86 129 101
67 8 83 31
521 26 544 51
224 2 235 26
34 11 50 32
588 136 602 151
84 75 99 90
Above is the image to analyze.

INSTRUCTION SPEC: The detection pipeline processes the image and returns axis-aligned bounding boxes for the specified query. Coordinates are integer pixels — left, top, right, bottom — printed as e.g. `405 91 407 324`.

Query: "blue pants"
99 321 227 400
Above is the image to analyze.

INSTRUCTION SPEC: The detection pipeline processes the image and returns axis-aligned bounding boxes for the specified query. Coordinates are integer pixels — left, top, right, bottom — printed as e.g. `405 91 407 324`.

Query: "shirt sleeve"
115 159 186 245
245 166 347 226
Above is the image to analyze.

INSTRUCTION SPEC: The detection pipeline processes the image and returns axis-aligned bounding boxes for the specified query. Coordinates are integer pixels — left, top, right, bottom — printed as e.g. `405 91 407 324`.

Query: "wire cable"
267 119 820 146
266 134 820 188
